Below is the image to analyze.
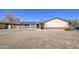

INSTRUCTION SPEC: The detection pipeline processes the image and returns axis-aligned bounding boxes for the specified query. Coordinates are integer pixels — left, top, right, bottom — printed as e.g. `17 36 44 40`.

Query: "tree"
4 13 21 24
69 19 79 26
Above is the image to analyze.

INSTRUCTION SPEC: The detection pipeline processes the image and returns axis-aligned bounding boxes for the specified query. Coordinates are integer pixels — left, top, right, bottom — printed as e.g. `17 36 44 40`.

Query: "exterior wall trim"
45 27 69 29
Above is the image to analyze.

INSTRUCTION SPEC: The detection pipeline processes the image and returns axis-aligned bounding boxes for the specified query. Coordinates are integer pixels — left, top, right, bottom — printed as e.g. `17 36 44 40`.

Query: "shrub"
65 27 73 31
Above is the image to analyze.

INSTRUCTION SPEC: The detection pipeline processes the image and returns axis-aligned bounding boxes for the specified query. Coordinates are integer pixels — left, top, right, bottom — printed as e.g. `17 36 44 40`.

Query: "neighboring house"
73 25 79 30
38 17 69 30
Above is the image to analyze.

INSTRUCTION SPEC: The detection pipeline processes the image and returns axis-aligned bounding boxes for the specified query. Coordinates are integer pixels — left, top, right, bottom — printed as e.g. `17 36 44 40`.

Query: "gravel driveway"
0 29 79 49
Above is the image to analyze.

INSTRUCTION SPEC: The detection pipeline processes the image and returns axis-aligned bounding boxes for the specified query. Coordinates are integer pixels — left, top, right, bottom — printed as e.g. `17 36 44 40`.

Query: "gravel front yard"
0 29 79 49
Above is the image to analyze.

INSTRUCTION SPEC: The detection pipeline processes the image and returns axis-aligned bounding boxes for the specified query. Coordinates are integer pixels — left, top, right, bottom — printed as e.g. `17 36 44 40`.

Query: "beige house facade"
39 17 69 30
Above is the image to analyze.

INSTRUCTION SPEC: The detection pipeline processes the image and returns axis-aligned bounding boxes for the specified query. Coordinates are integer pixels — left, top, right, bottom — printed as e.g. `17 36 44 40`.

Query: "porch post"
39 24 41 29
8 24 11 29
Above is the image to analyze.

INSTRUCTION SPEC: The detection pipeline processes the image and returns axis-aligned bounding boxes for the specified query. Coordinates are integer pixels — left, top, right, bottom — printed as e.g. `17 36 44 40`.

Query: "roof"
21 22 37 25
40 17 69 24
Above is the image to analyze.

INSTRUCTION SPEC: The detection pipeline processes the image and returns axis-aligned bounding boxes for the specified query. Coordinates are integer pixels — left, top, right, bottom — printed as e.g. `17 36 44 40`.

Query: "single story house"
38 17 69 30
0 16 70 30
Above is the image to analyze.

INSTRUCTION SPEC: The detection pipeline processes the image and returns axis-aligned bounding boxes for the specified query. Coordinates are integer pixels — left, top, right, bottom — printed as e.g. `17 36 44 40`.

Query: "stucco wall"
44 19 69 28
0 23 6 29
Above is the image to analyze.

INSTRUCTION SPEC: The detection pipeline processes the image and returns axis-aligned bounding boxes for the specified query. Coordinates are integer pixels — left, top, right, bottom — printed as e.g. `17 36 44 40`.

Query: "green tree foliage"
69 19 79 26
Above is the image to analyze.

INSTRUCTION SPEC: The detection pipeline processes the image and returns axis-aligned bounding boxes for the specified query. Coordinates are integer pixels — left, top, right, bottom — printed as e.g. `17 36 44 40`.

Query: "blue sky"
0 9 79 22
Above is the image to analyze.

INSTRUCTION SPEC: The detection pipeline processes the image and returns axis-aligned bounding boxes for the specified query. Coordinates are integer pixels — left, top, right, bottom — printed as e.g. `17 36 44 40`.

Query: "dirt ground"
0 29 79 49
